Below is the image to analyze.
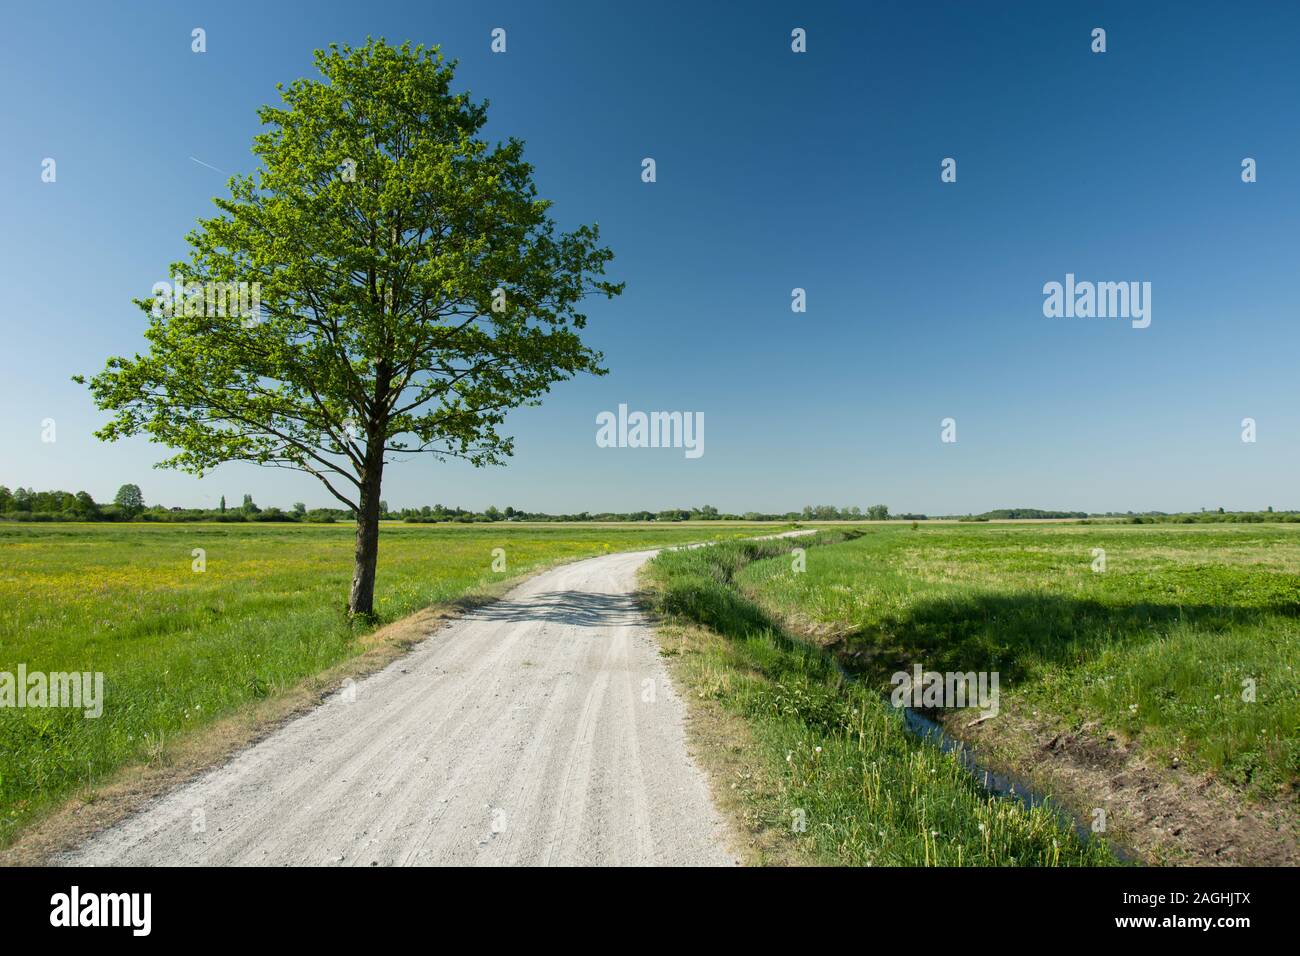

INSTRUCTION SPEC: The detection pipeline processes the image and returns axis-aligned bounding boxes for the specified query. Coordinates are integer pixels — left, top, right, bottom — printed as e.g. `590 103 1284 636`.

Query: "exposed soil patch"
953 706 1300 866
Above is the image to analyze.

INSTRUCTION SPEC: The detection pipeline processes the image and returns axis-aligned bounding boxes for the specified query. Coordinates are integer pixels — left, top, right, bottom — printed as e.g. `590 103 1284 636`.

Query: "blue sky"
1 1 1296 514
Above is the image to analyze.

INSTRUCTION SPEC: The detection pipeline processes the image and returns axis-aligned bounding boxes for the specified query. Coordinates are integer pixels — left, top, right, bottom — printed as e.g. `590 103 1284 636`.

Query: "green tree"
241 494 260 514
114 483 144 517
292 501 307 516
77 39 620 616
0 486 11 513
219 494 227 513
867 504 890 521
74 491 100 518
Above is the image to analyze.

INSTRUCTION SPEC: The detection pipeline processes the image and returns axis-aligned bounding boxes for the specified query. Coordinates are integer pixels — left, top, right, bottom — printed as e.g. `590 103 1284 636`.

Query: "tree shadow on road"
469 590 646 628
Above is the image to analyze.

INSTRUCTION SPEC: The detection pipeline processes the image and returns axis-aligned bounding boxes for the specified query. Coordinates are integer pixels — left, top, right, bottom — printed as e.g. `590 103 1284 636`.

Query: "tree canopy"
77 39 622 613
114 484 145 516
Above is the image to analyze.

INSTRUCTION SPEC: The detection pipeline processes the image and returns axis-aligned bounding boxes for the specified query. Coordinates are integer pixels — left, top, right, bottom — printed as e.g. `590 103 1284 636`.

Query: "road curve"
61 548 737 866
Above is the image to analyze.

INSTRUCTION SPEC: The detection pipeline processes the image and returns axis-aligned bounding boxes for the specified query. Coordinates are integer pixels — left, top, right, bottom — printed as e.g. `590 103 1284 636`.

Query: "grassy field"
6 519 1293 861
642 533 1116 866
641 522 1299 865
0 520 780 844
739 523 1300 797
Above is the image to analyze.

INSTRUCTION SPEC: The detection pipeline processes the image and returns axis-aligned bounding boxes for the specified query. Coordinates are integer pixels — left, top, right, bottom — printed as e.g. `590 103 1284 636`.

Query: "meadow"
5 519 1294 861
642 522 1297 865
0 520 777 844
739 523 1300 795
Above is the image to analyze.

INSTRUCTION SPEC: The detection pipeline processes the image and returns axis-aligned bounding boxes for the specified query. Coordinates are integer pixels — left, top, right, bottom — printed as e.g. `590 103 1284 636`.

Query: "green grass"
738 523 1300 797
643 534 1116 866
0 520 781 843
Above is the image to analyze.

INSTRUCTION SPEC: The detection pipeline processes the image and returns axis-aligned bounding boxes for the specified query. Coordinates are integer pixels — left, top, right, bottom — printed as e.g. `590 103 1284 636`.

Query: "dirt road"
61 548 737 866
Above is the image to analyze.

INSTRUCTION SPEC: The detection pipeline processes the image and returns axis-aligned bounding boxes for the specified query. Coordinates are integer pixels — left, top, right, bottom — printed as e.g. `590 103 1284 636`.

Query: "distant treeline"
2 486 1295 525
0 494 896 524
1090 510 1300 524
956 509 1088 521
0 486 348 523
400 504 888 522
954 507 1298 523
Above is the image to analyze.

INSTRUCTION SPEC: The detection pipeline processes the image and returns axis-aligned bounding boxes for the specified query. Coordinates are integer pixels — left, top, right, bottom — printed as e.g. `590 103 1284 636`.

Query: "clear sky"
2 1 1296 514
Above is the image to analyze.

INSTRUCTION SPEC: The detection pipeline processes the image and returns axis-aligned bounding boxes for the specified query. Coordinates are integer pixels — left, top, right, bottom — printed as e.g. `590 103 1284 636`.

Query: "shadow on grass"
654 533 1294 695
833 591 1298 687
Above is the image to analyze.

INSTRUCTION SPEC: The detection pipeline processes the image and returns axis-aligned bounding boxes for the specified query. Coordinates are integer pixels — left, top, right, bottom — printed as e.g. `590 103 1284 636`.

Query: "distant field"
739 523 1300 796
0 520 780 843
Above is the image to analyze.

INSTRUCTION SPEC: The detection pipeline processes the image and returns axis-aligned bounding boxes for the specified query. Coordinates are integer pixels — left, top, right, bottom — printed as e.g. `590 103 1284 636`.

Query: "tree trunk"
348 458 384 618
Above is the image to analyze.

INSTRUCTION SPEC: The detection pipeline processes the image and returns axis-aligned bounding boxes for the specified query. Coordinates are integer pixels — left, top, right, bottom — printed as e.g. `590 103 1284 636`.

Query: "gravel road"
61 548 738 866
